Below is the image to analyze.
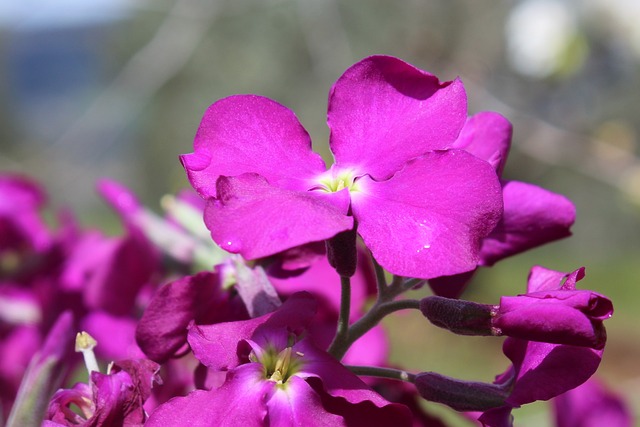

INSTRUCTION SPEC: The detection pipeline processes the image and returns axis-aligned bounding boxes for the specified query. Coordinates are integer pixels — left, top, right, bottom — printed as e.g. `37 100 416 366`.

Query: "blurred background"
1 0 638 425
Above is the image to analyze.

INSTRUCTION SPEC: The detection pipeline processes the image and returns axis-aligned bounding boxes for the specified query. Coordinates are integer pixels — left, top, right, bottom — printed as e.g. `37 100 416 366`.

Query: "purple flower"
552 377 633 427
492 269 612 349
181 55 503 279
146 292 412 426
421 266 611 349
479 266 611 426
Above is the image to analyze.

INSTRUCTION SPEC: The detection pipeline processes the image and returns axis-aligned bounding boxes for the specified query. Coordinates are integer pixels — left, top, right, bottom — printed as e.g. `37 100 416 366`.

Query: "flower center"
250 345 303 385
313 167 361 193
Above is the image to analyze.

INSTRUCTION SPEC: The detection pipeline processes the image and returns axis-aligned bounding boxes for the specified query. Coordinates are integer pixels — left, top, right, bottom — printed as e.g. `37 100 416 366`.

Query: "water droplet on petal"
224 239 242 253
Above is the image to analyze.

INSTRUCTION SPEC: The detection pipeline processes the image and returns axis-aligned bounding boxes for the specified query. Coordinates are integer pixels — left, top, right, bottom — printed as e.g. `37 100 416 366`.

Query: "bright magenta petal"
266 375 345 426
206 173 353 259
351 150 502 279
452 111 512 176
182 95 326 198
328 55 467 180
146 365 269 427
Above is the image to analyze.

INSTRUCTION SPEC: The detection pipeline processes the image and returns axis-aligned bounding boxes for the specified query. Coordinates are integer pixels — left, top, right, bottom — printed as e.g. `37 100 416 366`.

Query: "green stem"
327 275 352 359
371 256 388 297
346 365 416 382
346 299 421 351
401 277 426 293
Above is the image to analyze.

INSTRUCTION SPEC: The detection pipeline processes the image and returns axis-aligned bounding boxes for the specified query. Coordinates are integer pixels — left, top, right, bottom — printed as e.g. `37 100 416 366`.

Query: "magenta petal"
328 55 467 180
266 375 345 426
182 94 326 198
495 290 612 348
146 364 269 427
342 325 388 367
452 112 512 176
188 292 316 371
295 341 404 412
205 173 353 259
480 181 576 266
526 265 585 293
352 150 502 278
503 338 603 405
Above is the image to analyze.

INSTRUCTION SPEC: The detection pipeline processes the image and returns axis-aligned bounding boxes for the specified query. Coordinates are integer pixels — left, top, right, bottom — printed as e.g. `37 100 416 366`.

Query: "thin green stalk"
401 277 426 293
371 256 388 297
327 275 352 359
346 365 416 383
346 298 421 350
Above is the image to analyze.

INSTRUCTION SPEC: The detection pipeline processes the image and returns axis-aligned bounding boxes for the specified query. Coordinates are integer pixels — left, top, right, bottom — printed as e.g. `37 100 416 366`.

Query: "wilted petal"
182 95 326 198
352 150 502 278
205 173 353 260
328 55 467 180
136 272 244 363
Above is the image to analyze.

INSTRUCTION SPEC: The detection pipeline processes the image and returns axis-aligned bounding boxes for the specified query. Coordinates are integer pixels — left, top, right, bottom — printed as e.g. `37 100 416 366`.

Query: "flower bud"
414 372 509 411
326 228 358 277
419 296 495 336
492 290 612 349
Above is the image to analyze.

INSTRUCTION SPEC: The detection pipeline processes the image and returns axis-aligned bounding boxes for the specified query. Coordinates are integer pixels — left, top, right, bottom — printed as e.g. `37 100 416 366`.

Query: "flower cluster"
1 56 631 427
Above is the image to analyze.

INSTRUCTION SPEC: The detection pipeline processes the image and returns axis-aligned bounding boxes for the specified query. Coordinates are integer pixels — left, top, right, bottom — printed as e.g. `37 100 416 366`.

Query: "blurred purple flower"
181 55 503 279
552 377 633 427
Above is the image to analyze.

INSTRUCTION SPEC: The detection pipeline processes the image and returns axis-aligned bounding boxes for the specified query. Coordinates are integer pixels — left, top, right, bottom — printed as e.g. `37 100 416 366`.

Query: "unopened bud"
415 372 508 412
420 296 496 336
326 228 358 277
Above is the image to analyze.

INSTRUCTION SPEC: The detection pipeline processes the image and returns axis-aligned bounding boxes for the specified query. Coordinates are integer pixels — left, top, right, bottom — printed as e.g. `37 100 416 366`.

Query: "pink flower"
181 55 503 279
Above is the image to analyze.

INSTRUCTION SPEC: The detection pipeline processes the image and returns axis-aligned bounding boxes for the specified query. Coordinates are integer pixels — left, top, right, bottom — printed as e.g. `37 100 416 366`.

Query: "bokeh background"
1 0 638 425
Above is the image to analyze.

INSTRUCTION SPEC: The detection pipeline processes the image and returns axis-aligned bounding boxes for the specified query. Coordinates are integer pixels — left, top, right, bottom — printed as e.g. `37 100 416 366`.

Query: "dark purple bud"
419 296 495 336
414 372 509 412
326 227 358 277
